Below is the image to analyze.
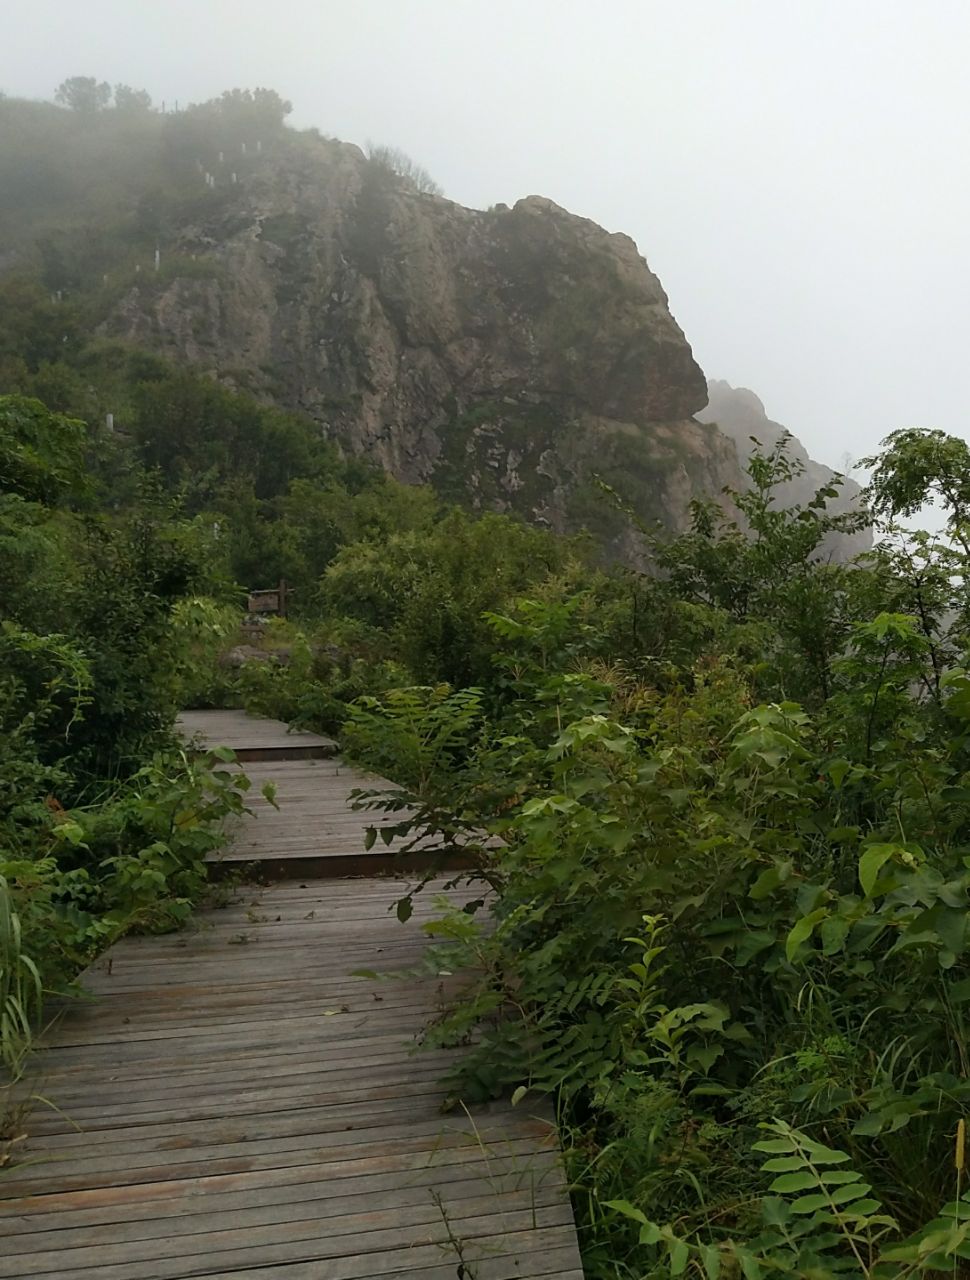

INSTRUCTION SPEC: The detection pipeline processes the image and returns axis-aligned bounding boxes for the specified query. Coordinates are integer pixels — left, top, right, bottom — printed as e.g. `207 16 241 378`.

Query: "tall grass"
0 875 41 1079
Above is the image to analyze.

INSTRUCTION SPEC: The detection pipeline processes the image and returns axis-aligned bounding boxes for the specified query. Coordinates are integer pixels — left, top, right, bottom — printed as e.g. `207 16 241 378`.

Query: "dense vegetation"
229 432 970 1278
6 78 970 1280
0 392 256 1099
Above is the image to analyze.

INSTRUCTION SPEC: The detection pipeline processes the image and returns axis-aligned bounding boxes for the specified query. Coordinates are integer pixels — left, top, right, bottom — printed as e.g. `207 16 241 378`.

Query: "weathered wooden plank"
5 1127 558 1204
5 1182 569 1266
33 1008 437 1054
7 1151 560 1222
2 708 579 1278
22 1052 458 1112
0 1203 574 1278
13 1099 539 1160
30 1029 454 1079
175 710 462 871
199 1229 583 1280
176 709 336 759
31 1008 452 1059
20 1072 463 1135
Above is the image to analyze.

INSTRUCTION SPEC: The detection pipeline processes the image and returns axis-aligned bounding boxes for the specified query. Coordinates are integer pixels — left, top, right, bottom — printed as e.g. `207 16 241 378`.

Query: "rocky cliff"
697 380 871 558
1 97 865 561
99 135 744 555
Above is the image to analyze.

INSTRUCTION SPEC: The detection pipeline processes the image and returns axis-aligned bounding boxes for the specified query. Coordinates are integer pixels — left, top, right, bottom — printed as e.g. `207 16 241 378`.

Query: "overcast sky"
4 1 969 474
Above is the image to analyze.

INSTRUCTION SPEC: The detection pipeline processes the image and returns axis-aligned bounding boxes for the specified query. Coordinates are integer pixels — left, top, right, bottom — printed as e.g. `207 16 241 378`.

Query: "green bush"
338 440 970 1275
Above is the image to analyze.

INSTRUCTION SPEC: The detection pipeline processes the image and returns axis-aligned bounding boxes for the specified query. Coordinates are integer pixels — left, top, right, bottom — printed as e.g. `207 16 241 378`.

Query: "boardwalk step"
3 876 582 1279
177 708 337 762
176 708 477 879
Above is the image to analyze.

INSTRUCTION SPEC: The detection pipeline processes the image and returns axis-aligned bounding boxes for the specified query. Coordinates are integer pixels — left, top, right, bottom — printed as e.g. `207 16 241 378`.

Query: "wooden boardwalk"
1 713 582 1279
177 709 337 762
179 709 446 877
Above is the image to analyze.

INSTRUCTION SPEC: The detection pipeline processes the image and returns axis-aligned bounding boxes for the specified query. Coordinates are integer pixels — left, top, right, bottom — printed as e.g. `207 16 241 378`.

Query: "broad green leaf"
785 908 829 962
761 1196 790 1226
687 1044 723 1074
790 1193 831 1214
761 1156 804 1172
701 1244 721 1279
669 1239 689 1275
859 843 898 896
768 1171 818 1193
739 1253 763 1280
750 864 787 900
844 1198 884 1216
800 1138 851 1164
851 1112 885 1137
395 897 413 923
819 913 851 955
828 1182 872 1205
826 759 852 788
734 929 775 966
603 1199 650 1226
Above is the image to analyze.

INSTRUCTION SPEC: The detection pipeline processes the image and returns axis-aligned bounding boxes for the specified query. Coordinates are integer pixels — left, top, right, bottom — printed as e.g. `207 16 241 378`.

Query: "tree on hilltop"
366 143 443 196
114 84 153 113
55 76 111 114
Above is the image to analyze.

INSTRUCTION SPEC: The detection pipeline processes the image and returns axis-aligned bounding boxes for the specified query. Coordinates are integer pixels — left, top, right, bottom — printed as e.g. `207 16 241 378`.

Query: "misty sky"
4 1 969 475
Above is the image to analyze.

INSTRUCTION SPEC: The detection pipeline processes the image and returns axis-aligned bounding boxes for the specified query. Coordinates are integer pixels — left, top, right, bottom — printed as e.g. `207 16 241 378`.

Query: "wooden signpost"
247 578 289 618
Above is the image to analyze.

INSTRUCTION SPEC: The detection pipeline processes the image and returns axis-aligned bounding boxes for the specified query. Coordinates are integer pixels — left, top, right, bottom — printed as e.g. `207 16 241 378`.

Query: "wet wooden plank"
176 708 336 760
176 711 442 873
213 754 426 872
175 709 481 876
2 877 581 1279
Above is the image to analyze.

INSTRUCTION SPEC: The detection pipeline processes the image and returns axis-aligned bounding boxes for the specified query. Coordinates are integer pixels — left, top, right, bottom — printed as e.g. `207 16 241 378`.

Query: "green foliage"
55 77 112 114
321 508 583 686
231 626 413 736
863 427 970 548
343 685 484 793
0 395 89 504
325 435 970 1276
6 95 970 1270
113 85 152 114
652 437 873 703
0 877 42 1076
366 143 443 196
0 395 247 1079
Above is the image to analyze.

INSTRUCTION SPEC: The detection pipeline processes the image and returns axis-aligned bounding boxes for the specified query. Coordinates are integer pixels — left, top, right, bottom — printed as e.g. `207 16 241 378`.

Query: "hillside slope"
100 136 747 554
1 92 864 560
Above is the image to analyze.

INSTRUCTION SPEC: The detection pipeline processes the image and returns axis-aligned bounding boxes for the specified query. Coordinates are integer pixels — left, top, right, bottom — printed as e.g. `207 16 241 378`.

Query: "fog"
4 0 968 474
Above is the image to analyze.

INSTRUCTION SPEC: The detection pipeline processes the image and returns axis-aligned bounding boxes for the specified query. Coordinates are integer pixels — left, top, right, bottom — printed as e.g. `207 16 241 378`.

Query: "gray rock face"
102 137 745 552
698 379 871 560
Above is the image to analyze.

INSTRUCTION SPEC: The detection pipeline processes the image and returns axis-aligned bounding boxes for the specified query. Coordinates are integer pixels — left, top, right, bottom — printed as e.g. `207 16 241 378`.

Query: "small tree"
54 76 111 114
366 143 443 196
203 87 292 131
863 426 970 556
114 84 153 113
